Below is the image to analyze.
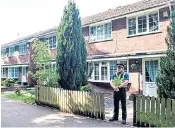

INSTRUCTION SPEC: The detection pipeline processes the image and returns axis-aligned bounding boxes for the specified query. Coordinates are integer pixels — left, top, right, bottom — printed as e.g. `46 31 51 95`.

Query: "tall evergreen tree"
156 6 175 99
56 1 87 90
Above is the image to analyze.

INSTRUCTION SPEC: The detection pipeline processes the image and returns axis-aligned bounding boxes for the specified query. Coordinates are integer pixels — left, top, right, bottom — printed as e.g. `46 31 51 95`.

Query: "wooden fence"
133 95 175 127
35 86 105 120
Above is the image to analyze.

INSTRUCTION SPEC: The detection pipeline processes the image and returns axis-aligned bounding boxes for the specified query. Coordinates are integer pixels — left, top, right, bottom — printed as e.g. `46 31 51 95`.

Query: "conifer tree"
56 1 87 90
156 6 175 99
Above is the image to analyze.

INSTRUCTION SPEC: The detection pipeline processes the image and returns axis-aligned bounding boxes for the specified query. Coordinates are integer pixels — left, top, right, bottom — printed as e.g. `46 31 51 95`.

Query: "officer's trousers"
113 88 127 120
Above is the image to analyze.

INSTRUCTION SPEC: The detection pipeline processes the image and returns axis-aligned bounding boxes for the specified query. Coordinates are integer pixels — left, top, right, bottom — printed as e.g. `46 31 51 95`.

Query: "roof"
1 0 173 48
1 27 57 47
81 0 171 26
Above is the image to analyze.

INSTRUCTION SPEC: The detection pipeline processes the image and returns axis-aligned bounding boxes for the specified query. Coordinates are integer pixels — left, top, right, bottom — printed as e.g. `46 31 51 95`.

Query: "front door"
22 67 27 82
143 58 159 97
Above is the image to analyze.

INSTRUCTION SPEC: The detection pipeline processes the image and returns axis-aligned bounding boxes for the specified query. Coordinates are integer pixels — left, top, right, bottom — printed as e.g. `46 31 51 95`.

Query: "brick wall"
83 7 170 56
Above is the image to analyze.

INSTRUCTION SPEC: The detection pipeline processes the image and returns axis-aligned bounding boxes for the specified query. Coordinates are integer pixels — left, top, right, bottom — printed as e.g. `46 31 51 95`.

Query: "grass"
5 93 35 104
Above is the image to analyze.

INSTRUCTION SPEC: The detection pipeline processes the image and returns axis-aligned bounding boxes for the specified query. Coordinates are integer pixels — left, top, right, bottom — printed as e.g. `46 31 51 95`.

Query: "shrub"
80 85 91 92
3 78 16 87
15 88 21 96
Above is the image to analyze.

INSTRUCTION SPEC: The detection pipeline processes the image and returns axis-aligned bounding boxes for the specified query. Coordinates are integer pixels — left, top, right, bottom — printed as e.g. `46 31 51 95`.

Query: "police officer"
109 64 129 125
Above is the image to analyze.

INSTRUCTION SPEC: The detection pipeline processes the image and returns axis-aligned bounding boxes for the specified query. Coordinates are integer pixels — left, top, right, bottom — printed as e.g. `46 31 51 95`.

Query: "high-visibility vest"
113 72 126 87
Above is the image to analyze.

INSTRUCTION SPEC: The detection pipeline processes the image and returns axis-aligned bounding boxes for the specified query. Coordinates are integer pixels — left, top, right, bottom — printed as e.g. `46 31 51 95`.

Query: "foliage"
156 7 175 99
5 93 35 104
56 1 87 90
80 85 91 92
15 88 21 96
29 39 59 87
2 78 16 87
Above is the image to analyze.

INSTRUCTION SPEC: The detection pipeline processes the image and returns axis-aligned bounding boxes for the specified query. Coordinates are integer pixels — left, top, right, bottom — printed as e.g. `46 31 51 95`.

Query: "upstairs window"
89 22 112 42
49 36 56 49
9 46 15 56
43 36 56 49
19 44 27 55
1 48 6 57
128 12 159 36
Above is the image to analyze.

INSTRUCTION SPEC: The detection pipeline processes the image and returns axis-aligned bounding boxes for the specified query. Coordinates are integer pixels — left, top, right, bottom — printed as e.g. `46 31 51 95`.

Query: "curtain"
146 61 158 82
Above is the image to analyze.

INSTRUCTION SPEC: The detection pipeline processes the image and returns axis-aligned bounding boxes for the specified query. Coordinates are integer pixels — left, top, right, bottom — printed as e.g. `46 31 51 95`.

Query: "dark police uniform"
110 69 129 122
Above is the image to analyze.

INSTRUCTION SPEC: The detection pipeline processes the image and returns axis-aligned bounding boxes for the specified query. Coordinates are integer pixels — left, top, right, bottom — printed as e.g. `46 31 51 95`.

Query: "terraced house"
1 0 174 96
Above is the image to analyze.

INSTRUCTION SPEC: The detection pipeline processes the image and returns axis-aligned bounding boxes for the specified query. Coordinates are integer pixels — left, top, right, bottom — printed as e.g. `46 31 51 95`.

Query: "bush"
2 78 16 87
15 88 21 96
80 85 91 92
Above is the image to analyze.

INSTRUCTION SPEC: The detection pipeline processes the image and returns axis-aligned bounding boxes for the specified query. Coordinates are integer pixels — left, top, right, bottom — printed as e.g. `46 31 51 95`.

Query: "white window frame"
9 46 15 57
19 43 27 55
48 36 56 49
1 68 6 78
127 11 160 37
89 22 112 43
88 60 129 82
8 67 19 78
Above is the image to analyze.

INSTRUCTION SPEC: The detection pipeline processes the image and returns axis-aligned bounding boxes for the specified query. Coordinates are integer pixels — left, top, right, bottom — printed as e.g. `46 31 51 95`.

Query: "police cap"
116 64 124 68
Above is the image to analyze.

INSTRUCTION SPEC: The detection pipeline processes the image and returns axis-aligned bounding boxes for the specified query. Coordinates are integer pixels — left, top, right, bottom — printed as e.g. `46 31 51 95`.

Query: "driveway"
1 96 133 127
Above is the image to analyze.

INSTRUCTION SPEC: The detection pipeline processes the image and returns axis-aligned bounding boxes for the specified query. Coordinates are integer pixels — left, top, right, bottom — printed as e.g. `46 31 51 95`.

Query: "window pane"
90 26 96 42
138 15 147 33
53 36 56 48
110 61 117 80
19 44 26 54
149 13 159 32
104 23 111 39
97 25 103 40
9 47 15 56
94 63 99 80
145 60 158 82
14 67 19 78
128 18 136 35
101 66 108 80
1 49 6 57
88 63 93 79
49 37 53 49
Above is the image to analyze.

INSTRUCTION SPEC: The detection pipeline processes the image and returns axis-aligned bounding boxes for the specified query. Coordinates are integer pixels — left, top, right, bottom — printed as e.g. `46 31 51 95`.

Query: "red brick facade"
83 7 170 56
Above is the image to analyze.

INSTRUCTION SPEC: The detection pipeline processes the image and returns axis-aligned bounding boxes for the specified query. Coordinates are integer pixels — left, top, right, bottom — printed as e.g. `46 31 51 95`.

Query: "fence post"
133 94 137 126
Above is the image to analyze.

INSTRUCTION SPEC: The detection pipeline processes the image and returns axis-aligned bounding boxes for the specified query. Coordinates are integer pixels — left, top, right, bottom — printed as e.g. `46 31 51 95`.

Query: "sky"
0 0 140 45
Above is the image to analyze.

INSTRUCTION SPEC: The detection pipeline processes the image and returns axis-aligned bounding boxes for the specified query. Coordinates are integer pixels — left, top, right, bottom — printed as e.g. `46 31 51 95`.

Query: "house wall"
83 7 170 56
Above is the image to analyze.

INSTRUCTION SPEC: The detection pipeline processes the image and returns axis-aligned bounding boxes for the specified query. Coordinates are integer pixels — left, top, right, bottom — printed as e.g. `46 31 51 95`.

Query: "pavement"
1 96 134 127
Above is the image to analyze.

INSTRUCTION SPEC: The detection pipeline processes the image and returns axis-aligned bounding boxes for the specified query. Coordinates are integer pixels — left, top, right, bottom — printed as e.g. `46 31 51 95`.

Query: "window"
110 61 117 80
43 36 56 49
8 67 19 78
94 63 99 80
1 68 6 78
128 18 136 35
9 46 15 56
1 48 6 57
88 60 128 82
19 44 27 55
89 22 112 42
138 15 147 33
149 13 159 32
128 12 159 36
97 25 103 40
145 60 158 82
101 62 108 80
90 26 96 42
88 63 93 79
105 23 112 39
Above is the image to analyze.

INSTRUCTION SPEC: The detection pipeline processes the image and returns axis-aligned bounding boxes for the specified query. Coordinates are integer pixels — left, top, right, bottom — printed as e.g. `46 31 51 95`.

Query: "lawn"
4 93 35 104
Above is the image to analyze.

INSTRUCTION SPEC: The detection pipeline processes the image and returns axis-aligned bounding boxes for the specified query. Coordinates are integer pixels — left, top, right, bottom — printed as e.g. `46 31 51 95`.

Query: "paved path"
1 96 133 127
